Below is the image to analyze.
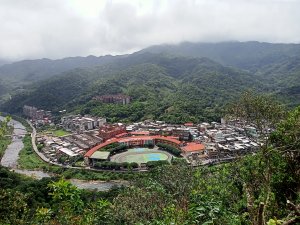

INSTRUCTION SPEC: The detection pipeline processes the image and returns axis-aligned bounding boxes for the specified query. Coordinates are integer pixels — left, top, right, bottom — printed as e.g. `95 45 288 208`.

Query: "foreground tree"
226 91 285 146
226 92 295 224
270 106 300 184
0 189 29 225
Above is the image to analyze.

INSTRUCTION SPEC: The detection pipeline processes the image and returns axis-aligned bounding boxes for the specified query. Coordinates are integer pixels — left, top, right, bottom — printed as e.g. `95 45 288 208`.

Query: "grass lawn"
18 134 49 170
0 137 11 160
0 126 13 160
49 167 143 181
52 129 70 137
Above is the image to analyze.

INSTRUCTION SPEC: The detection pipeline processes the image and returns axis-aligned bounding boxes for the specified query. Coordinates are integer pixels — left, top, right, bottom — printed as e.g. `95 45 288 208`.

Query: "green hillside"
0 54 261 123
253 57 300 107
142 41 300 71
1 42 300 122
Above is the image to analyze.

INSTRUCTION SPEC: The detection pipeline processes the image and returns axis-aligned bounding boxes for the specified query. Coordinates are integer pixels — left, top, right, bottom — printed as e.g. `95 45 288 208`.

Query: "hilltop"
0 41 299 122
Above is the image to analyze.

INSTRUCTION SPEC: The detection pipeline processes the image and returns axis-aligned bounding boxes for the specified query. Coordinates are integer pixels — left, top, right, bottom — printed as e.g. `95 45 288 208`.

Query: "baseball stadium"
84 134 205 166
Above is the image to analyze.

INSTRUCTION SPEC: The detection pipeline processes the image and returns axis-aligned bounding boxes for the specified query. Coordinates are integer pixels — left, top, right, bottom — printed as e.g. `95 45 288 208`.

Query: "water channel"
0 116 125 191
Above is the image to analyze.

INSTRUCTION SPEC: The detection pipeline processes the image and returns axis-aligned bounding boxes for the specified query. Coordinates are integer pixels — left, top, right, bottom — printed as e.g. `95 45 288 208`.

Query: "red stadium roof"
115 132 128 138
84 135 183 157
84 140 116 157
154 136 181 145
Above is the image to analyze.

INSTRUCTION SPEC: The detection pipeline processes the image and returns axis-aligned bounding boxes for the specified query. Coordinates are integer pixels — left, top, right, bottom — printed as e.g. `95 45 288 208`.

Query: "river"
0 116 125 191
0 116 27 168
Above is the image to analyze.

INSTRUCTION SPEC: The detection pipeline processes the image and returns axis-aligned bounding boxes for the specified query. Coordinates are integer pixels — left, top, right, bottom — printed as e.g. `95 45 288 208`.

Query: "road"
0 116 125 191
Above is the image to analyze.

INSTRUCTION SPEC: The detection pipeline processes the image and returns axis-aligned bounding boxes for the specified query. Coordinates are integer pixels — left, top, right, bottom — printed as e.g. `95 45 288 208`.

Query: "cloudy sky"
1 0 299 60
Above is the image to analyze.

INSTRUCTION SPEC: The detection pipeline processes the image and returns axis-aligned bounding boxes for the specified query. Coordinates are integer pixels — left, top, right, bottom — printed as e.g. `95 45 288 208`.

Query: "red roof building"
130 131 150 136
181 142 205 154
98 124 126 141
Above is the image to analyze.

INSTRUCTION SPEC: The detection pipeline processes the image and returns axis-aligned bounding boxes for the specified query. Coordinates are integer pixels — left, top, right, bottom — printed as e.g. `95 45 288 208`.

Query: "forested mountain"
141 41 300 72
0 59 10 67
0 79 8 96
1 53 262 123
0 41 299 123
0 55 125 86
2 41 300 87
254 57 300 107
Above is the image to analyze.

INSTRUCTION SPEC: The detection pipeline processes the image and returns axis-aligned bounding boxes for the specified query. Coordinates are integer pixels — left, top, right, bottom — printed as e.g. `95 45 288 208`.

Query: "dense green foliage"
1 54 262 123
0 136 11 160
146 160 170 168
0 166 122 225
18 134 49 169
1 42 300 122
143 41 300 72
0 102 299 224
100 143 128 155
156 142 182 156
0 115 11 159
94 161 139 170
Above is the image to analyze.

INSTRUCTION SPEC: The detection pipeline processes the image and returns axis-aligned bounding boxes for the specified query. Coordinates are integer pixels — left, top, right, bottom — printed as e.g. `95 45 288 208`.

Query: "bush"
94 161 139 170
101 143 128 156
156 143 182 157
146 160 170 169
171 158 187 165
94 161 122 170
130 162 139 169
121 162 130 169
58 156 68 164
144 143 155 148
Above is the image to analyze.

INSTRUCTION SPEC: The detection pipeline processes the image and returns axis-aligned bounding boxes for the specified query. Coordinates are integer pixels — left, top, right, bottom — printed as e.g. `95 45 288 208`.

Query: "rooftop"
130 131 150 135
90 151 110 160
182 143 205 153
84 135 182 157
59 148 79 157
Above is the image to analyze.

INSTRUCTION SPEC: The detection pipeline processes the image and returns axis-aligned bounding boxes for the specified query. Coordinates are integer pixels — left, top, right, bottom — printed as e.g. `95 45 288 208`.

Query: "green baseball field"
110 148 172 164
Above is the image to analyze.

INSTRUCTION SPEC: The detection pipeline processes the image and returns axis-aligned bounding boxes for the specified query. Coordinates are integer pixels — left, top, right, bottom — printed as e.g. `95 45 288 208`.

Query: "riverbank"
0 116 27 168
0 115 127 191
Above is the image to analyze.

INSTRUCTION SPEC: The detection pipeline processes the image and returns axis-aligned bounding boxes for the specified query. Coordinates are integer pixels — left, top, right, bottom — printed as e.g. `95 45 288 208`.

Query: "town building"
93 94 130 105
98 124 126 141
61 115 106 133
23 105 52 124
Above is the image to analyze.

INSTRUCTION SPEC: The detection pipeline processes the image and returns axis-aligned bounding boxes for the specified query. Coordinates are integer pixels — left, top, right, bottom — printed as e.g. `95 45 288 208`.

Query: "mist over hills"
0 41 299 123
142 41 300 71
0 55 125 86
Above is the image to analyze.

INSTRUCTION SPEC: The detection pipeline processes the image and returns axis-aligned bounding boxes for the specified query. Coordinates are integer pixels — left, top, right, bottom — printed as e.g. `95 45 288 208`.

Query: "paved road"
27 120 52 163
0 116 125 191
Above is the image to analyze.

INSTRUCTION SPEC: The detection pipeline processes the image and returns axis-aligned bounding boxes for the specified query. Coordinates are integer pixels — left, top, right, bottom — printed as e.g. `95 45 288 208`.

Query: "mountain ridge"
1 41 299 122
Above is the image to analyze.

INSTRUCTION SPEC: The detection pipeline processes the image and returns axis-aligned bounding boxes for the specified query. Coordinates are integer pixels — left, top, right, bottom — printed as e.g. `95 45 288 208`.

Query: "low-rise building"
61 115 106 133
98 124 126 141
23 105 52 123
93 94 130 105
